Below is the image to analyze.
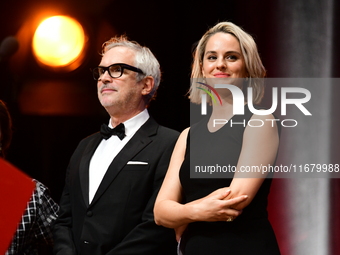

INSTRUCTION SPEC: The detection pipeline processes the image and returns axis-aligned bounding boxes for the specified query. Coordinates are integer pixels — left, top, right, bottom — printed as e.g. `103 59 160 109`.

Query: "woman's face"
201 32 247 83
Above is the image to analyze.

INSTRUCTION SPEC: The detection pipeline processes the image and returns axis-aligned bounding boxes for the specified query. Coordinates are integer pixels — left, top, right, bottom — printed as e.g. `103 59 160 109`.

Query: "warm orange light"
32 15 85 69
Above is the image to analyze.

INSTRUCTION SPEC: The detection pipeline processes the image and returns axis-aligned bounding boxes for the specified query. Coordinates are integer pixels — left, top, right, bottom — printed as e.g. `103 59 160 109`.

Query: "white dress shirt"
88 109 149 203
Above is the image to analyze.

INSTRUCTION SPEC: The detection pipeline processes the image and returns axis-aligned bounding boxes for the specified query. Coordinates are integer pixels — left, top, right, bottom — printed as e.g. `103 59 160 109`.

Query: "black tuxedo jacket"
53 117 179 255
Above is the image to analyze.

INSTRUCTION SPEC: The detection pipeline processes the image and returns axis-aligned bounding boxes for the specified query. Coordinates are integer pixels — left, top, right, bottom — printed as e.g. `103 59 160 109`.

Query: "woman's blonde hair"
189 21 266 104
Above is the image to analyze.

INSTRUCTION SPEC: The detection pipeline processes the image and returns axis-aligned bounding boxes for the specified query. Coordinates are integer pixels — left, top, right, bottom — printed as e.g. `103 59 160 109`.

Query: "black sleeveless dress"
179 106 281 255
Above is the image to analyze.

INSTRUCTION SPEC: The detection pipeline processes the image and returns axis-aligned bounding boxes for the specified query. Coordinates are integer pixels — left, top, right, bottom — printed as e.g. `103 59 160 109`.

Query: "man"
53 36 179 255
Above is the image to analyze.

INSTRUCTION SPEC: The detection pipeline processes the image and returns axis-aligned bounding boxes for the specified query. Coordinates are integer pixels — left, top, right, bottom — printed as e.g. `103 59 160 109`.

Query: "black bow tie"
100 123 126 140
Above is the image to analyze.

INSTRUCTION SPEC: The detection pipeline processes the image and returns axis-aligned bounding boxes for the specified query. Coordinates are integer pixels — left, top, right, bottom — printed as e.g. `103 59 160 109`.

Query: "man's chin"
99 99 115 108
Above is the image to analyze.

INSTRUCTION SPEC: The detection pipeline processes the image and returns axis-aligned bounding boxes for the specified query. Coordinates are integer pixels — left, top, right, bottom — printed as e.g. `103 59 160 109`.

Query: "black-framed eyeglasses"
92 63 145 80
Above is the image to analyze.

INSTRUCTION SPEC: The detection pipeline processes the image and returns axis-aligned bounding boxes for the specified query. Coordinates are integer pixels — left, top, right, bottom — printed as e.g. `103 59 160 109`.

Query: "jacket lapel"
79 133 102 207
89 118 157 206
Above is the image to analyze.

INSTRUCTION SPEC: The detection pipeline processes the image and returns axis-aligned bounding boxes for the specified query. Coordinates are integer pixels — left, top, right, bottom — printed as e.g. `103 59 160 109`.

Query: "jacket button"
87 211 93 217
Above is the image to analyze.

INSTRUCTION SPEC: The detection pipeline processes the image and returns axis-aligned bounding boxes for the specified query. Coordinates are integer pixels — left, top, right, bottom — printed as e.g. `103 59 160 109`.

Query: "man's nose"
99 70 112 82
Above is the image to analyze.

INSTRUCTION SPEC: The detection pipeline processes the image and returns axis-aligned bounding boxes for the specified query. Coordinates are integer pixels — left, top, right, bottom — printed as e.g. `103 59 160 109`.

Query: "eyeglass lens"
95 65 123 80
93 63 144 80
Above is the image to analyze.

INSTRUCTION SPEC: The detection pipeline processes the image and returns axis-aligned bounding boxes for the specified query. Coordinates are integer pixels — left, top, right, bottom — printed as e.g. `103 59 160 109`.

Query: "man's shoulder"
146 117 179 137
156 124 180 138
71 131 101 153
150 125 179 152
80 131 101 142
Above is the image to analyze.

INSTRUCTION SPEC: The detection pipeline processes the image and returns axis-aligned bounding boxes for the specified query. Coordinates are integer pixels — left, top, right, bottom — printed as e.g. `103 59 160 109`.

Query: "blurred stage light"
32 15 86 71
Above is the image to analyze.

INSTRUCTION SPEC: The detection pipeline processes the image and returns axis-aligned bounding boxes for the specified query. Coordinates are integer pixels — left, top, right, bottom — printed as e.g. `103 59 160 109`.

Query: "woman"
154 22 281 254
0 100 59 255
0 100 12 158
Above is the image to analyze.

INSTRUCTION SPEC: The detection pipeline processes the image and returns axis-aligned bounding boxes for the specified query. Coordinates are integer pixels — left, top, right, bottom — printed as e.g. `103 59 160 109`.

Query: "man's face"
97 46 145 116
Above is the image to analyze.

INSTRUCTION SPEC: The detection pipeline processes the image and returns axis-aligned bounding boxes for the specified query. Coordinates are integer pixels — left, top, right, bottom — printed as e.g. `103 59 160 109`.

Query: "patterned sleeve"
5 179 59 255
34 179 60 245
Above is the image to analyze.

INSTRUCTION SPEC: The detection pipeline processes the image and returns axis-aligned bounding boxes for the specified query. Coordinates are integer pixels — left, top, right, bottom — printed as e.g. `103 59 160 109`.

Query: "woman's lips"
213 73 230 78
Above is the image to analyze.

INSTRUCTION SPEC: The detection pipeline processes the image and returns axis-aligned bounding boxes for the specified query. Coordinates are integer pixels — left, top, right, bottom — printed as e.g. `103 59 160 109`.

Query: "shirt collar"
108 109 149 137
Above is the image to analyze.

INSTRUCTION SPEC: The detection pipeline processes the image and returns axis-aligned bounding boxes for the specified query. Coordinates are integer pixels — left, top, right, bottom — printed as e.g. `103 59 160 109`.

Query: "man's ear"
141 76 155 96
